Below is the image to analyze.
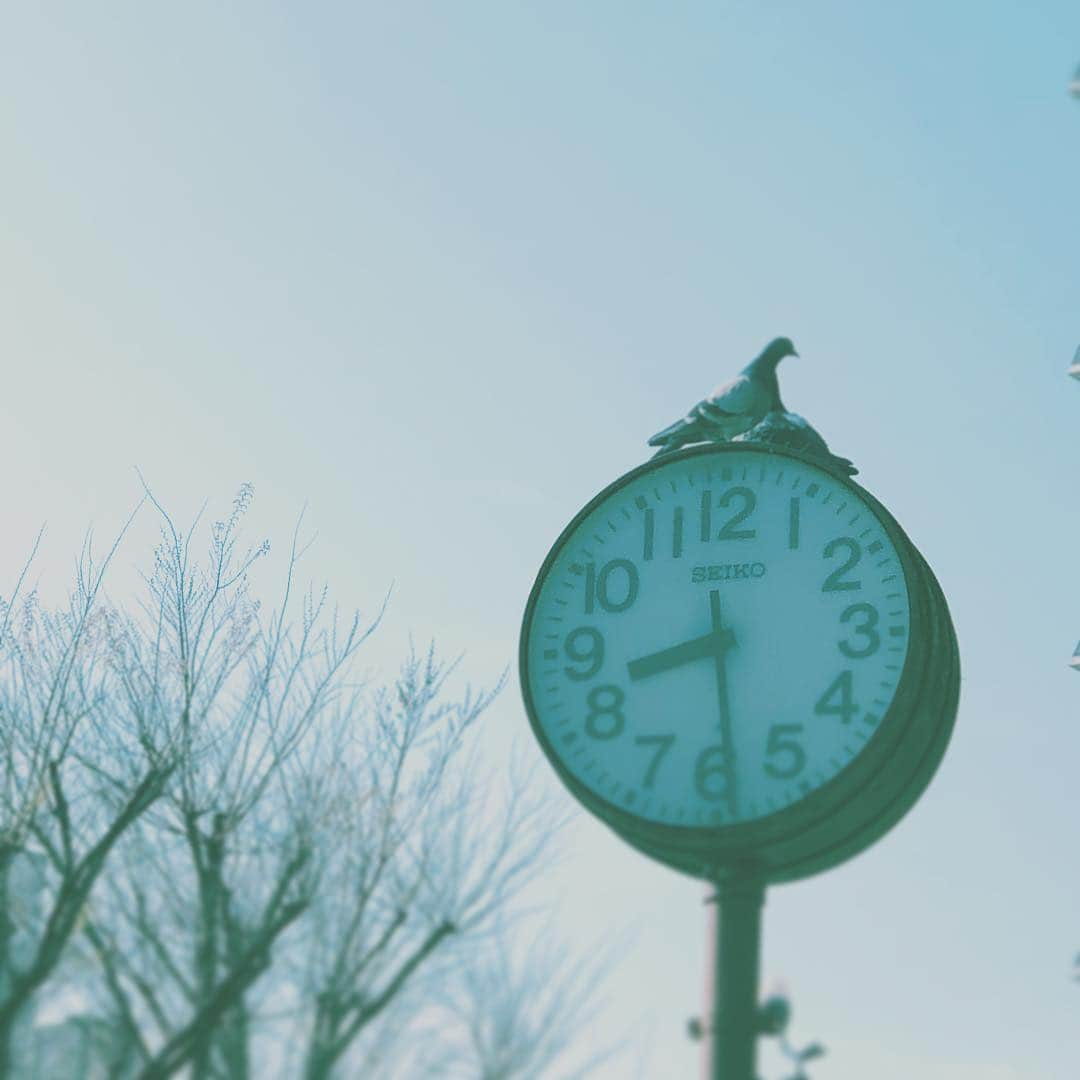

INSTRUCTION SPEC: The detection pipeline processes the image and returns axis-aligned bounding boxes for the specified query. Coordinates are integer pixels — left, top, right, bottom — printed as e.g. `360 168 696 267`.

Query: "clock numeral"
763 723 806 779
694 744 732 802
672 507 684 559
583 559 639 614
699 490 712 542
716 487 757 541
813 671 858 725
634 733 675 789
821 537 862 592
788 496 800 550
642 505 688 560
585 684 625 740
563 627 604 681
838 603 880 659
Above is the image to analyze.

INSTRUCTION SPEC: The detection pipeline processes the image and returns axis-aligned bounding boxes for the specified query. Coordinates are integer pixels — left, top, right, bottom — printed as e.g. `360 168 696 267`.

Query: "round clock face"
521 448 913 831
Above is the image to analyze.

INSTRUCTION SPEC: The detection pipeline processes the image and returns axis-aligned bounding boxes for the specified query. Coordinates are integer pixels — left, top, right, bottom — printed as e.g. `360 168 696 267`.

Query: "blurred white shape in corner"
1069 344 1080 381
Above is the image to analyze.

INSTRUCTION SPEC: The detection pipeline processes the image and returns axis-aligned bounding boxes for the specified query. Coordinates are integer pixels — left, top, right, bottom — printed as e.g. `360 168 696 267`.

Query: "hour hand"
627 627 735 682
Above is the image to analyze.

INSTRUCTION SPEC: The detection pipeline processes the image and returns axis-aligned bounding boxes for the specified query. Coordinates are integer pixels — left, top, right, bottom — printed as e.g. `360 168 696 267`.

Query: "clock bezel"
519 442 954 880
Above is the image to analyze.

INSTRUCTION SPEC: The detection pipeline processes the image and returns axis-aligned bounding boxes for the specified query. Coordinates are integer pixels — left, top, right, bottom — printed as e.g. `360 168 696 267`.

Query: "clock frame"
519 443 959 884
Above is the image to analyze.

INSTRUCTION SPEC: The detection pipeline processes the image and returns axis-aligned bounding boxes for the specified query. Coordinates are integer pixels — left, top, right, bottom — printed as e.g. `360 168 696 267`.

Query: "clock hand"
624 592 740 819
708 589 739 818
626 625 736 682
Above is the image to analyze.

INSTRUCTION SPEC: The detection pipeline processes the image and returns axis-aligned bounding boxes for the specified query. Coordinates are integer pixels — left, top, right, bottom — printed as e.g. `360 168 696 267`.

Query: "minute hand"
627 626 735 682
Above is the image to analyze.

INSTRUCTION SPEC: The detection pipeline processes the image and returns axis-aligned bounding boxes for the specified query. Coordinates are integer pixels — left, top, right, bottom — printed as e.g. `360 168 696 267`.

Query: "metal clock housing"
519 443 959 884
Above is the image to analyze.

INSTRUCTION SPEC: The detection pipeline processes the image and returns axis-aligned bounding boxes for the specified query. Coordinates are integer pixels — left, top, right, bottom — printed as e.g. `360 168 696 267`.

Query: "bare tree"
409 915 619 1080
0 505 176 1075
289 655 556 1080
60 491 334 1078
4 483 597 1079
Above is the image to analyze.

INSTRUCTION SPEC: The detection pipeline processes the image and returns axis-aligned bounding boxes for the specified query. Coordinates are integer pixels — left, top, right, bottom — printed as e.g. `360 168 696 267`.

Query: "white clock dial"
523 449 912 828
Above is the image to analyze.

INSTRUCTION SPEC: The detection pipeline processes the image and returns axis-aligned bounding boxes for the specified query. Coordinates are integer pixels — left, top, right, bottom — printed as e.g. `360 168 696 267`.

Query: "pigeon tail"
647 417 696 447
650 441 686 459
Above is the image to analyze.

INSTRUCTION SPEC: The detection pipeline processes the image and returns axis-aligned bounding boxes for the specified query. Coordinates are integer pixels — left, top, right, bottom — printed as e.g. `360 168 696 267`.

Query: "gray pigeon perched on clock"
735 405 857 476
648 335 857 476
648 337 797 457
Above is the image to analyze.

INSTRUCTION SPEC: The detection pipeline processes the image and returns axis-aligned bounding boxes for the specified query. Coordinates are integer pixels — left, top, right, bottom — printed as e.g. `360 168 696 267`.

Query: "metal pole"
707 873 766 1080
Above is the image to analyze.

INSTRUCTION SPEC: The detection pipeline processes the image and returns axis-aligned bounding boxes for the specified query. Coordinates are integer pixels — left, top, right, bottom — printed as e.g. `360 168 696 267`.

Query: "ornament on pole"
687 993 826 1079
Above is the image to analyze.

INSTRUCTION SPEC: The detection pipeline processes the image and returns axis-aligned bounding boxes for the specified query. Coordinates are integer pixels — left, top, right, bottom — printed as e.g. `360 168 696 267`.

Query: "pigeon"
647 337 797 458
734 406 858 476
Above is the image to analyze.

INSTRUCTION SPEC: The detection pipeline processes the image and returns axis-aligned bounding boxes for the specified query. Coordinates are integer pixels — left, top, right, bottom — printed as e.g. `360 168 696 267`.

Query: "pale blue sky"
2 3 1080 1077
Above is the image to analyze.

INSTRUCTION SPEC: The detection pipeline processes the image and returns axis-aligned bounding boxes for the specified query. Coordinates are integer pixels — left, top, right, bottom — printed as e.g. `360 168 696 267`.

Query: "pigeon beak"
792 350 800 358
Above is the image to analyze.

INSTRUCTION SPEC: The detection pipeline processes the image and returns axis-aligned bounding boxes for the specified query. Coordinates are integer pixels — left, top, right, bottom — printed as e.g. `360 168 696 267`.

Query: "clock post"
707 872 766 1080
520 434 959 1080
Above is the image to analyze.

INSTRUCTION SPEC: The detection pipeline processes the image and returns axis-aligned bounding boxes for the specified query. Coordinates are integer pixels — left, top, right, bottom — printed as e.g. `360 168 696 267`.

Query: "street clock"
520 442 958 883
